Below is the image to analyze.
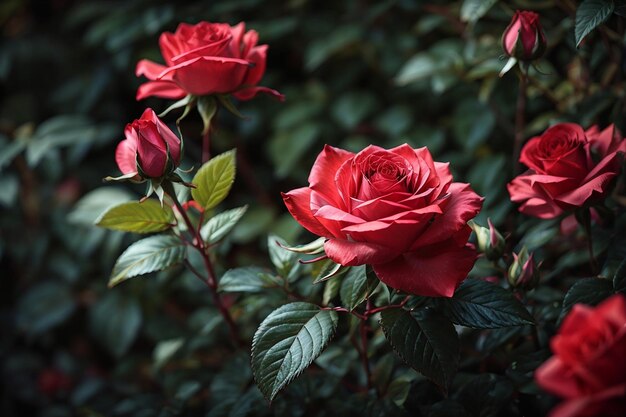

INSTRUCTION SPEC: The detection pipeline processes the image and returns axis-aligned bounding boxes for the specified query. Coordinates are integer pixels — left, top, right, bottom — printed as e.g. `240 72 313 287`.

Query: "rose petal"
411 183 483 249
351 194 413 219
373 243 477 297
144 108 181 165
241 28 259 57
282 188 331 237
157 56 251 96
309 145 354 206
115 138 138 175
508 176 564 219
136 81 186 101
324 238 398 266
233 86 285 101
240 44 267 87
547 384 626 417
136 59 170 80
136 133 168 177
535 357 585 399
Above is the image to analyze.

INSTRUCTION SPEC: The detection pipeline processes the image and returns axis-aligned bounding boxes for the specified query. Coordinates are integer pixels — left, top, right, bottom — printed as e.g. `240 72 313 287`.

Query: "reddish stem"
164 182 243 348
360 300 373 391
202 127 211 163
513 68 528 176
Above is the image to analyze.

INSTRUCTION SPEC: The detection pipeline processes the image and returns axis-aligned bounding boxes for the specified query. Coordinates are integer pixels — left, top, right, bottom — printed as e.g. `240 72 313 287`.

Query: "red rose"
535 294 626 417
135 21 284 102
282 144 483 297
502 10 546 61
507 123 624 219
115 108 181 179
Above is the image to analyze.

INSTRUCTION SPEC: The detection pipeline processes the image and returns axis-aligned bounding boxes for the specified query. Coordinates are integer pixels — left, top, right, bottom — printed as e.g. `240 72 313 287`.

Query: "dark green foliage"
1 0 625 416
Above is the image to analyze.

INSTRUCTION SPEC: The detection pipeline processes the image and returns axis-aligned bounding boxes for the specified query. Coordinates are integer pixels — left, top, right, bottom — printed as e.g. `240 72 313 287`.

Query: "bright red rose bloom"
116 108 181 179
535 295 626 417
502 10 547 61
135 21 284 102
282 144 483 297
507 123 624 219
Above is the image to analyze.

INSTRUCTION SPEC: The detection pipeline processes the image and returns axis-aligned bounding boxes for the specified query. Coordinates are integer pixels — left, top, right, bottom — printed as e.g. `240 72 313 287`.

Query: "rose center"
538 135 580 158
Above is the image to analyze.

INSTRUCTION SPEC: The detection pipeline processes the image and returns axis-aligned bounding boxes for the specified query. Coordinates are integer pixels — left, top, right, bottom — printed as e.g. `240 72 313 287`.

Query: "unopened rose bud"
470 219 505 261
502 10 547 61
115 108 182 180
508 247 540 290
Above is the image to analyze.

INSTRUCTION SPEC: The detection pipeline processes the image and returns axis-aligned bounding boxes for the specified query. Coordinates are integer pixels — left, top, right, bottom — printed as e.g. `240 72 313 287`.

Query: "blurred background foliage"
1 0 625 416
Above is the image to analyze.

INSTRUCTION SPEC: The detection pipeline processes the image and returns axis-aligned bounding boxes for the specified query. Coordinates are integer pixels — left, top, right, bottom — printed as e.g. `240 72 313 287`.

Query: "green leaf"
456 374 514 417
613 258 626 293
252 302 338 401
395 53 438 85
68 187 134 225
313 259 346 283
380 308 459 392
109 235 187 287
191 149 236 211
200 205 248 245
460 0 498 23
560 277 615 322
268 235 299 278
16 282 76 335
219 267 279 293
331 91 377 130
575 0 614 47
441 279 535 328
339 266 379 311
95 200 175 233
323 276 342 306
89 291 142 357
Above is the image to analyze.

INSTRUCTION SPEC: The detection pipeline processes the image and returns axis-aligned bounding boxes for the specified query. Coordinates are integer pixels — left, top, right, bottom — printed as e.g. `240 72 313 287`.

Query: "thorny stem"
360 300 373 391
163 182 243 348
513 67 528 176
324 295 412 393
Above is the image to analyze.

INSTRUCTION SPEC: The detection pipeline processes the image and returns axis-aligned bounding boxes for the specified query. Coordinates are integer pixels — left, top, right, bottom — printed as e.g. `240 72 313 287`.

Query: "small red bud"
502 11 547 61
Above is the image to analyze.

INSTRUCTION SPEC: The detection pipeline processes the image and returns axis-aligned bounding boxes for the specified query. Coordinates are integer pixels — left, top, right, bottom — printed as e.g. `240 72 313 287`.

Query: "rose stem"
163 181 244 348
360 299 373 392
233 135 277 209
202 125 211 163
513 66 528 176
580 208 599 274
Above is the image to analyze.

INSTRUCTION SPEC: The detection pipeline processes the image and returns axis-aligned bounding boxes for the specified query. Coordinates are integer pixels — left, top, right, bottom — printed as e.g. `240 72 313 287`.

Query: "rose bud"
115 108 182 180
470 218 505 261
502 11 547 61
508 247 540 290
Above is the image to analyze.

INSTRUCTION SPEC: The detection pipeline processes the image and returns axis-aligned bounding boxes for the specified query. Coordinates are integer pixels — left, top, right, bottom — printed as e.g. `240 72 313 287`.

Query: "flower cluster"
100 10 626 417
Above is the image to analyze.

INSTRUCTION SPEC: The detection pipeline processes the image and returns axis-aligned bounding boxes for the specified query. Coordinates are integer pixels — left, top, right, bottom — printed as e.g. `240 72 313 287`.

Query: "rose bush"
135 21 283 101
535 294 626 417
115 108 181 179
507 123 624 218
282 144 483 297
